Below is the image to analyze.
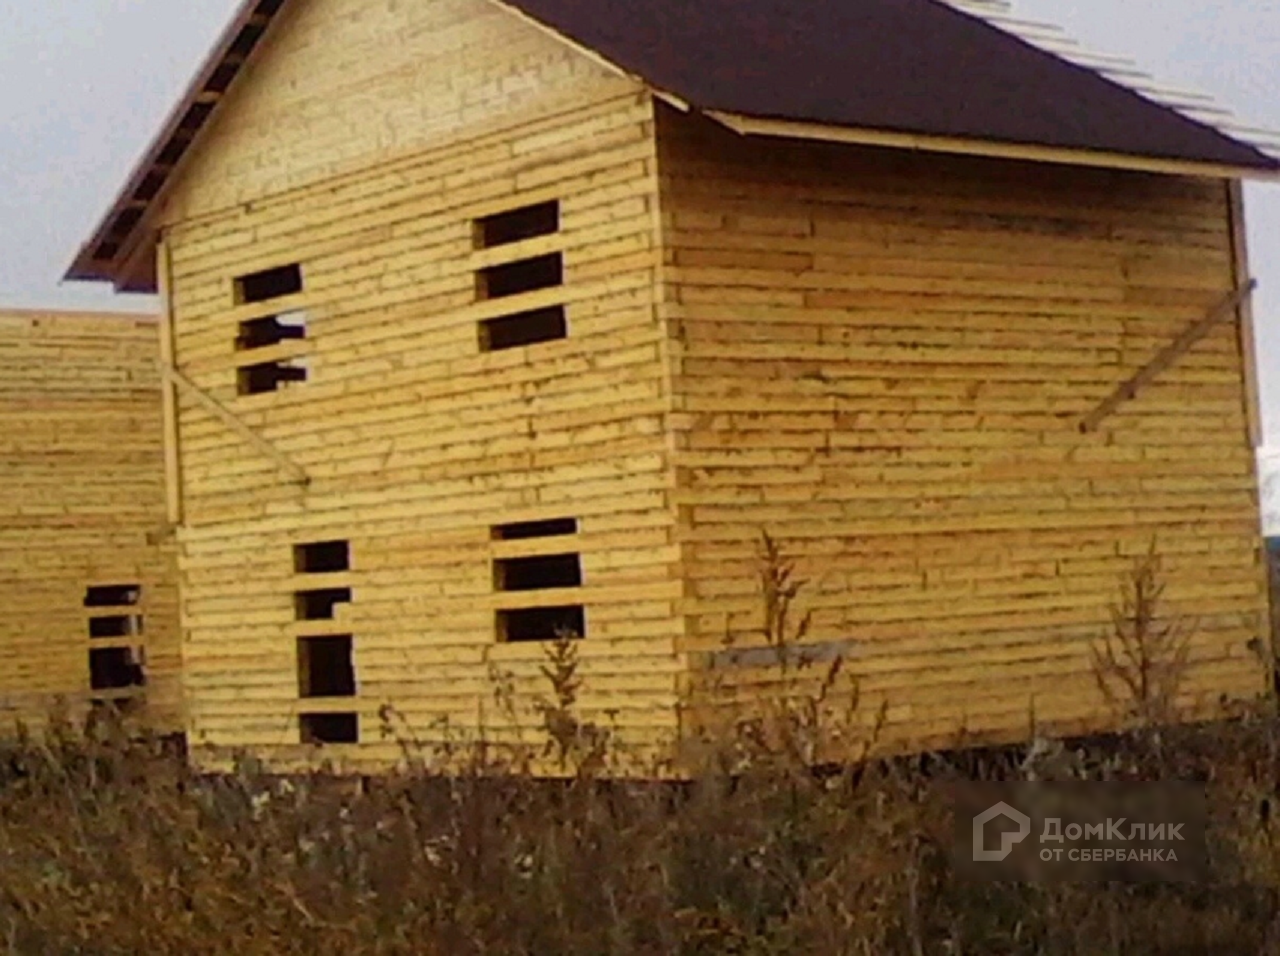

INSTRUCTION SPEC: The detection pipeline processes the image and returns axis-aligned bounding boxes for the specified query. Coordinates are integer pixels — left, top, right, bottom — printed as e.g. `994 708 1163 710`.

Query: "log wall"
0 311 180 733
656 108 1272 753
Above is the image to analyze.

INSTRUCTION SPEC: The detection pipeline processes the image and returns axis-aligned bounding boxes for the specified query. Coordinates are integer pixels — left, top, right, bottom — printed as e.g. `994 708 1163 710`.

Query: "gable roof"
67 0 1280 292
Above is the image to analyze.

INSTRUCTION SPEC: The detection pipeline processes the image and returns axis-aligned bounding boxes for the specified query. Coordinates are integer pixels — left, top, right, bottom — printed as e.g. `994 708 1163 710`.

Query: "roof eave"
706 110 1280 182
62 0 283 290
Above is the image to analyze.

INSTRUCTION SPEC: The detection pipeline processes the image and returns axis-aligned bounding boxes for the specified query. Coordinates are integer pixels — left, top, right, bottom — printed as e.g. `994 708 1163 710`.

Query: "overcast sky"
1 0 1277 438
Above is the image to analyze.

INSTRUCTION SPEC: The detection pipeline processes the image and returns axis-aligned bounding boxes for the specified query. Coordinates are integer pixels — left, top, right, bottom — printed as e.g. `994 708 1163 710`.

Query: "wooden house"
0 311 179 734
67 0 1279 772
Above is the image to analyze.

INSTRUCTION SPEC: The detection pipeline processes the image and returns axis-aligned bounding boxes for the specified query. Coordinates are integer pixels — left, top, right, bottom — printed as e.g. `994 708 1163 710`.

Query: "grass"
2 539 1279 954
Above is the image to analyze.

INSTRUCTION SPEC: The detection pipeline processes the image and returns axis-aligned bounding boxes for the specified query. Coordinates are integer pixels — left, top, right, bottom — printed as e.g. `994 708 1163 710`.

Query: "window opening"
300 712 359 744
84 585 140 608
89 647 146 691
498 606 585 644
294 540 350 574
476 201 559 249
479 306 567 352
236 263 303 304
297 636 357 698
493 518 578 540
477 253 563 301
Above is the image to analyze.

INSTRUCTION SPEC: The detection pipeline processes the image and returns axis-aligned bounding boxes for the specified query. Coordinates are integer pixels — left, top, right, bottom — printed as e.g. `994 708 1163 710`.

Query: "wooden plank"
156 236 185 526
1079 281 1256 433
164 364 310 487
706 110 1280 182
1227 181 1264 450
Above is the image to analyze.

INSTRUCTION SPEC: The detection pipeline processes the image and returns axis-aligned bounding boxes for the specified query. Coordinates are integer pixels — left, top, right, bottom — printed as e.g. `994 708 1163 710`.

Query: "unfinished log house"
0 311 180 733
67 0 1280 771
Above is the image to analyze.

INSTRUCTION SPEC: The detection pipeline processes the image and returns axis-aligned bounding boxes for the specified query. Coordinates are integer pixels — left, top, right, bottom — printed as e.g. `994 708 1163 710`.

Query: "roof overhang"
65 0 286 292
706 111 1280 183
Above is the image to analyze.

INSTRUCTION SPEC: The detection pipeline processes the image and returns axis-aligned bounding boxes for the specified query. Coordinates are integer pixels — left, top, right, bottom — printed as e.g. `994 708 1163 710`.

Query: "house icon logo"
972 801 1032 862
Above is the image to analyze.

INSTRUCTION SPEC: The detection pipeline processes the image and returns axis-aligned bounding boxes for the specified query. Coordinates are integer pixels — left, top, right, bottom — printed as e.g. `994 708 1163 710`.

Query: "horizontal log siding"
160 0 680 773
656 108 1270 754
0 312 180 733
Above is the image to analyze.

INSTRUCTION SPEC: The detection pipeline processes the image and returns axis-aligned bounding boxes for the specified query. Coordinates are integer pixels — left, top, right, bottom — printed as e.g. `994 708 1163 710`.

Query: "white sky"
1 0 1277 440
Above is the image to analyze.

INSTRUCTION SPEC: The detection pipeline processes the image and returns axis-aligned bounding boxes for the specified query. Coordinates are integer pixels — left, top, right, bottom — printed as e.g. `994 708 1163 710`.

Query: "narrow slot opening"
89 647 146 690
89 615 144 639
475 201 560 249
495 553 582 592
477 253 563 301
237 357 309 396
295 588 353 621
300 713 359 744
479 306 567 352
84 585 141 608
236 312 307 351
297 636 356 698
236 263 303 304
493 518 578 541
498 606 585 643
294 541 351 574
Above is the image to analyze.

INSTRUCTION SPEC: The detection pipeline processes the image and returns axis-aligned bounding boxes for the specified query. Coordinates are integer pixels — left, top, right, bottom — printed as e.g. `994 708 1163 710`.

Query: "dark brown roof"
512 0 1276 170
66 0 1279 291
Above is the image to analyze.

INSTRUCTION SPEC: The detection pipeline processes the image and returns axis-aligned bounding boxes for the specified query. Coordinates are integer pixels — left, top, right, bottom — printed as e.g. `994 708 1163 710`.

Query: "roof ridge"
941 0 1280 159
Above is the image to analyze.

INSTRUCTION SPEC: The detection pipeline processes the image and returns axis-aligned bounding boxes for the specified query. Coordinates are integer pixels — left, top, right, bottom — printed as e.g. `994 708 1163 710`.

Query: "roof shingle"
508 0 1277 169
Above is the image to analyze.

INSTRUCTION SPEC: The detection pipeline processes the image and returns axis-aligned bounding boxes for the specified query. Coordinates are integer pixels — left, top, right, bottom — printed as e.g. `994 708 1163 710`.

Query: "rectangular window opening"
84 584 140 608
493 518 578 541
89 615 144 639
237 312 308 351
237 357 309 396
499 606 585 644
297 635 356 699
475 201 560 250
295 587 353 621
495 553 582 592
236 263 303 304
477 253 562 301
294 540 350 574
479 306 567 353
300 712 359 745
89 647 146 691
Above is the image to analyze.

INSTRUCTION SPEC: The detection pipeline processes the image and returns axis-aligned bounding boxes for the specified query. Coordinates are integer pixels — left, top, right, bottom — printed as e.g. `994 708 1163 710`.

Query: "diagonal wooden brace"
161 362 311 487
1079 280 1257 433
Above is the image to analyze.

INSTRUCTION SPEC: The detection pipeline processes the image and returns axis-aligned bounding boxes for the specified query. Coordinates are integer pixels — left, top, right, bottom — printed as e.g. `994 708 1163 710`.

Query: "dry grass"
2 540 1279 954
6 716 1280 954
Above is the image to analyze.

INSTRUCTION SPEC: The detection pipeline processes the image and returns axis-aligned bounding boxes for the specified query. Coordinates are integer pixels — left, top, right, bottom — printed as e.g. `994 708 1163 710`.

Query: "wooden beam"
1080 281 1258 433
1228 181 1263 449
156 236 185 526
706 111 1280 182
161 363 311 487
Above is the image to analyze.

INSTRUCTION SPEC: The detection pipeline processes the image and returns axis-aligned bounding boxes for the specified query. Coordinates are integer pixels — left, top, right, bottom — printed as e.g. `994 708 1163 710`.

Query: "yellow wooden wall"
158 0 682 772
151 0 1271 772
656 108 1271 754
0 311 180 733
